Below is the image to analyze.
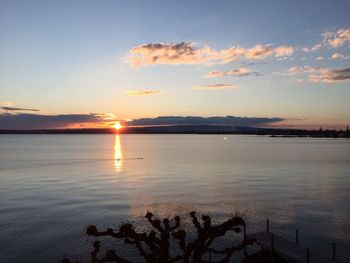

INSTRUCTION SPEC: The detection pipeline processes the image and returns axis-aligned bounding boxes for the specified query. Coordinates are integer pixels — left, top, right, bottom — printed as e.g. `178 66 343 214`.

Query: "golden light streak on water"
114 134 123 172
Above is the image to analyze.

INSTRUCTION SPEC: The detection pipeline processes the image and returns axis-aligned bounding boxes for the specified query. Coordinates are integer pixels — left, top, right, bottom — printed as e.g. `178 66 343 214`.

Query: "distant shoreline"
1 125 349 138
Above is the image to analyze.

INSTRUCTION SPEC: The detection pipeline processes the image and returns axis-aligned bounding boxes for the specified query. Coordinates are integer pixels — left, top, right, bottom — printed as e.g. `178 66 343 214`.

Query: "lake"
0 134 349 262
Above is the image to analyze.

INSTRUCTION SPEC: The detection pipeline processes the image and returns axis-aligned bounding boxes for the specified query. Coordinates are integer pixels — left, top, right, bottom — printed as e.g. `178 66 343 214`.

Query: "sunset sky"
0 0 349 129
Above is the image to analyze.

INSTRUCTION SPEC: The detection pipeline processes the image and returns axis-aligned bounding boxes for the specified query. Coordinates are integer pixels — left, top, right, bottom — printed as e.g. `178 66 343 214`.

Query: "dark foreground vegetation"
62 212 287 263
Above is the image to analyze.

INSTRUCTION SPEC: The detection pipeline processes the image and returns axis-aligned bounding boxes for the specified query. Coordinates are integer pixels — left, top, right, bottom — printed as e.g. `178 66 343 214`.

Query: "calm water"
0 134 349 262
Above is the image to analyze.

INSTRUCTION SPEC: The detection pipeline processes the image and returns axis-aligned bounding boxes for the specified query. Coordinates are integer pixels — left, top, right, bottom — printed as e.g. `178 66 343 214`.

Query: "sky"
0 0 349 129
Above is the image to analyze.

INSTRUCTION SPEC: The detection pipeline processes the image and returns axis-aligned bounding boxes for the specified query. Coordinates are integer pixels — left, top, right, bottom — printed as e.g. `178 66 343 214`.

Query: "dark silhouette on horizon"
1 125 350 138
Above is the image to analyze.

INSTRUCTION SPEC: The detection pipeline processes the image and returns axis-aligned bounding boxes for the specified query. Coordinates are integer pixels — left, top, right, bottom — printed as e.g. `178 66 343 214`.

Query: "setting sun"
114 121 123 131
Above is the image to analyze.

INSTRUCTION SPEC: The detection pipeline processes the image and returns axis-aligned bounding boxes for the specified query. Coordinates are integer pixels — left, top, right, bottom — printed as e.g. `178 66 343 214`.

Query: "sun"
114 121 123 132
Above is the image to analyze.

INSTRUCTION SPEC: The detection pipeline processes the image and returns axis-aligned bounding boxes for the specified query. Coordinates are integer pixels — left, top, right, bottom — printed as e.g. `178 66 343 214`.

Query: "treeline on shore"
1 125 349 138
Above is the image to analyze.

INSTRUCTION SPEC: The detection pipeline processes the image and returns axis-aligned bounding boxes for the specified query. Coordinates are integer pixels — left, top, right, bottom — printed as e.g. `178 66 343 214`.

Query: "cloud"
303 28 350 51
330 53 347 60
283 66 317 76
315 56 325 60
217 46 246 63
283 66 350 83
308 67 350 83
284 66 301 75
126 116 285 127
1 106 40 112
302 44 322 52
274 46 294 57
206 67 262 78
245 44 274 59
128 42 212 67
126 90 160 96
322 28 350 48
0 113 116 130
284 66 322 76
128 42 294 67
311 44 322 51
192 83 236 90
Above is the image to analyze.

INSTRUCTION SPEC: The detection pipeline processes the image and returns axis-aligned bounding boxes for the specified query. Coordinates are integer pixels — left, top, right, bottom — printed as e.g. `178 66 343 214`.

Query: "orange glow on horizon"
114 121 123 132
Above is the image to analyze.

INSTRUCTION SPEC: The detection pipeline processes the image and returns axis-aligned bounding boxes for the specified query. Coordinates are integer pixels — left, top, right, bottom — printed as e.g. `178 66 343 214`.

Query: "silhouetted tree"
62 211 257 263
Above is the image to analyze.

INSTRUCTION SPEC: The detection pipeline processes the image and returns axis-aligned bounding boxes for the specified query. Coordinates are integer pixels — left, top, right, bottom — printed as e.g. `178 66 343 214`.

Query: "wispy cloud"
302 44 322 52
283 66 302 76
245 45 274 59
303 28 350 51
206 67 262 78
283 66 350 83
1 106 40 112
128 42 294 67
126 90 160 96
192 83 236 90
322 28 350 48
0 101 13 107
330 52 347 60
274 46 294 57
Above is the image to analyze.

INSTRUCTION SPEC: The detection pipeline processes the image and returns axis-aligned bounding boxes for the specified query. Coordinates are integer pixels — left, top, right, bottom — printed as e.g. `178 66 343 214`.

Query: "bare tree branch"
63 211 257 263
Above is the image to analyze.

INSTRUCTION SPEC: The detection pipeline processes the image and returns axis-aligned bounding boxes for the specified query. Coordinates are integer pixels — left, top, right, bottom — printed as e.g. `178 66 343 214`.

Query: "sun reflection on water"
114 134 123 172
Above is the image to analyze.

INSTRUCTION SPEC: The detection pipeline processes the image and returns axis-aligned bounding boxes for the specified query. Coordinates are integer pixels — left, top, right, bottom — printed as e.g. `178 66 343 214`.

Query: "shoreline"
1 125 349 138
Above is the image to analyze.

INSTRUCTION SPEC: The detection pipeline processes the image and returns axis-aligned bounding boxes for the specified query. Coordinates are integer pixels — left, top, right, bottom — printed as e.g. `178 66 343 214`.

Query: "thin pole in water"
266 219 270 233
243 223 247 239
271 233 274 250
243 223 247 258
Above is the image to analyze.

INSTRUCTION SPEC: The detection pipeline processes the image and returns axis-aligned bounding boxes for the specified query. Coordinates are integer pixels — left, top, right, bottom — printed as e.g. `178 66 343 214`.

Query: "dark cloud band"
127 116 284 127
1 106 40 112
0 113 109 130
